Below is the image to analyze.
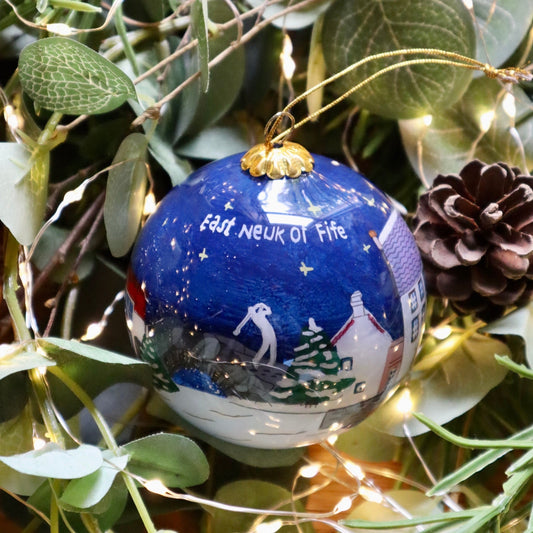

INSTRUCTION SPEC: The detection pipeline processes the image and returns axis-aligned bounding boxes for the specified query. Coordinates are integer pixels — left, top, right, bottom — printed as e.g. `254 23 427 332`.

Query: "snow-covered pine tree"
271 318 355 405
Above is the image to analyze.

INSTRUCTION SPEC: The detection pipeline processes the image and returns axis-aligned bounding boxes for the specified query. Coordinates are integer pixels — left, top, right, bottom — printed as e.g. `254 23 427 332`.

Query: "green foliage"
209 480 313 533
346 489 440 529
60 452 129 509
19 37 136 115
246 0 331 29
191 0 210 92
0 347 54 380
104 132 148 257
400 77 533 183
474 0 533 66
484 301 533 367
122 433 209 488
0 142 47 245
41 337 152 417
0 443 103 479
368 333 510 436
322 0 476 119
0 409 42 496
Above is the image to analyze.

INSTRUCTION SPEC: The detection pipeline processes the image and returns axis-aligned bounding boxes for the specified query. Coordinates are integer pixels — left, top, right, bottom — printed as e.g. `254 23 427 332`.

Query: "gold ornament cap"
241 112 314 179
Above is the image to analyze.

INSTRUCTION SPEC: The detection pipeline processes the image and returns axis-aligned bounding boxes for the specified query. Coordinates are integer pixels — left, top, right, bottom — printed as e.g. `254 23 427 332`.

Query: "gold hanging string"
242 47 531 178
268 47 532 144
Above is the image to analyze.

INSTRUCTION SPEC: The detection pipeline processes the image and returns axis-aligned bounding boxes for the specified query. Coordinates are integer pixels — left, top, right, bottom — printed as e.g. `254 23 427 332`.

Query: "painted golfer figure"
233 303 277 366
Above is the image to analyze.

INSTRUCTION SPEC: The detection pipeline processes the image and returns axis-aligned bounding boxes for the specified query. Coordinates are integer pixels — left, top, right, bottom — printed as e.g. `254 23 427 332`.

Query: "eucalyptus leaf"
322 0 476 119
117 43 194 185
0 373 29 423
335 418 402 463
49 0 102 13
367 333 509 436
474 0 533 68
346 489 440 531
306 14 326 117
211 480 313 533
123 433 208 488
0 142 46 246
171 0 245 141
149 135 193 186
191 0 210 92
0 347 55 381
0 408 43 496
40 337 151 418
176 122 250 160
104 132 148 257
93 477 129 529
60 452 129 509
19 37 136 114
246 0 331 29
400 78 533 184
242 26 282 107
42 337 143 365
483 302 533 368
0 442 103 479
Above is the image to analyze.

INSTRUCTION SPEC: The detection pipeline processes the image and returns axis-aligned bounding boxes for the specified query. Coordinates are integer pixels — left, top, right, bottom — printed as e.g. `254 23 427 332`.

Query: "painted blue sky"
132 153 406 362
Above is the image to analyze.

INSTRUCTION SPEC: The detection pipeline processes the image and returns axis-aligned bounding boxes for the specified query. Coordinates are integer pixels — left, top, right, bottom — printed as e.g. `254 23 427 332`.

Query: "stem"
3 232 31 341
29 368 65 447
114 3 139 76
47 366 158 533
37 111 64 148
50 480 60 533
415 413 533 449
4 230 67 446
81 512 103 533
21 517 43 533
130 0 325 128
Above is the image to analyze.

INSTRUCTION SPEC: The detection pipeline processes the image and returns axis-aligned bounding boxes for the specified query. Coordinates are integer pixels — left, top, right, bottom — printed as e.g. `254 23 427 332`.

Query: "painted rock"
126 152 425 448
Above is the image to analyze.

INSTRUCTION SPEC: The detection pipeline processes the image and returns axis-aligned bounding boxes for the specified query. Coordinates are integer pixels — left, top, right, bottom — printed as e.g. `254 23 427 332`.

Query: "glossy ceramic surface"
126 153 425 448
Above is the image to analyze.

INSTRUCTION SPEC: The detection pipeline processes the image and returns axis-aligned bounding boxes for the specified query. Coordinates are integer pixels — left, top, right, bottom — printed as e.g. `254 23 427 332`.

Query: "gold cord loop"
263 111 296 147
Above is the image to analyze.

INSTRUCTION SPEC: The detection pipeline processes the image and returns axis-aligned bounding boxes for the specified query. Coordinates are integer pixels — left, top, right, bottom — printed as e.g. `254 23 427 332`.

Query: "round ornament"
126 141 426 449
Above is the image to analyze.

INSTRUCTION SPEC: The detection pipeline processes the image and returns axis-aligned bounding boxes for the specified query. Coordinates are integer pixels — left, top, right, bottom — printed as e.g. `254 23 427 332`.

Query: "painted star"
198 248 209 261
299 262 314 276
363 244 371 253
224 201 234 211
307 202 321 215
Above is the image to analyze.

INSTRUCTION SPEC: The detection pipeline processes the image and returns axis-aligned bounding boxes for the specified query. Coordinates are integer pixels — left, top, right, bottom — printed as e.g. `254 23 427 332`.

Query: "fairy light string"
265 47 531 146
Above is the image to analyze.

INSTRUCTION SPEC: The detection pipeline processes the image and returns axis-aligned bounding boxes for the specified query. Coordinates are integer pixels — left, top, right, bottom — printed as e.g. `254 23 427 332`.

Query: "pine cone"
414 160 533 321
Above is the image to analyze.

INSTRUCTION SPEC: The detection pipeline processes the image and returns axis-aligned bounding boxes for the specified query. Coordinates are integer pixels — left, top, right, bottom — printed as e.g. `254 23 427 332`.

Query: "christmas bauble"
126 143 425 449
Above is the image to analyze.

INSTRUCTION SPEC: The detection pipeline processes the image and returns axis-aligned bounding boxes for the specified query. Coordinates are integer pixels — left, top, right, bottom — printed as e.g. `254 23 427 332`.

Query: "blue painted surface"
128 152 423 392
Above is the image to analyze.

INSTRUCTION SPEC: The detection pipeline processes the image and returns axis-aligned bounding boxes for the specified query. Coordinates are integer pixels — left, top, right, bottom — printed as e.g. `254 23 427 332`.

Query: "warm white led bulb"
334 495 353 514
144 479 168 496
253 519 283 533
345 460 365 480
359 486 384 504
299 463 320 478
280 34 296 80
143 192 157 216
479 110 495 133
432 325 452 340
502 92 516 119
396 388 413 416
46 23 73 36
